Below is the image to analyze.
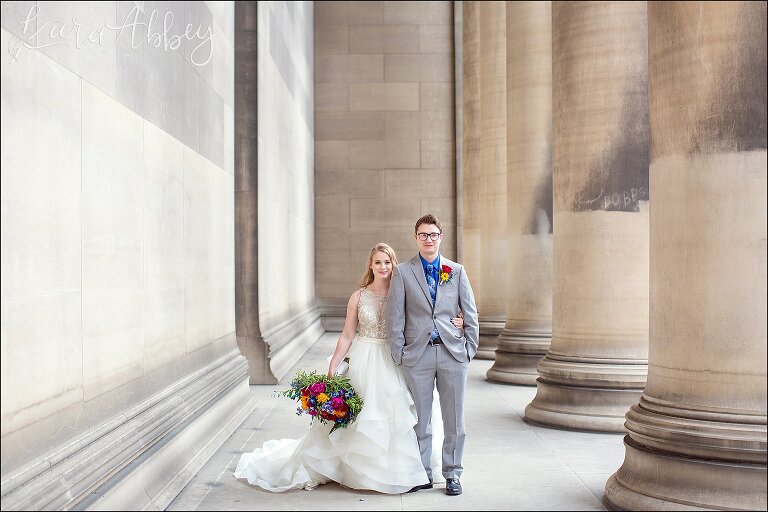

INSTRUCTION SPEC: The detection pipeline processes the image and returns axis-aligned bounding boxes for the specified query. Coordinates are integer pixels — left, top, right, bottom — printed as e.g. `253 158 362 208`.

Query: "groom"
386 213 479 496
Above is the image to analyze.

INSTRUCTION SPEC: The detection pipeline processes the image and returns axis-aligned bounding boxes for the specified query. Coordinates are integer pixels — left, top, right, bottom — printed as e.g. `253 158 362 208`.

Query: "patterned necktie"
426 264 440 341
425 264 437 302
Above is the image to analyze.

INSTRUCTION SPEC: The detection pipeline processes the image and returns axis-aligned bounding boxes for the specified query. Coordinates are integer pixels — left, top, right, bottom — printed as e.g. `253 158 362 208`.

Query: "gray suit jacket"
386 255 479 367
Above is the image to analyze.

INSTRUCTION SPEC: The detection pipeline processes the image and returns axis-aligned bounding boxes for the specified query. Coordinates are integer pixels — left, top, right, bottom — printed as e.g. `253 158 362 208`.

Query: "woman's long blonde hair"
359 243 398 288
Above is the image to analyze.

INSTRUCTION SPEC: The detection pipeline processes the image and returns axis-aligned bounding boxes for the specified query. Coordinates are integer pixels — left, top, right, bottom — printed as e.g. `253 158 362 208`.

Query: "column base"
525 380 641 432
262 306 324 380
606 436 767 511
624 397 767 463
475 334 498 360
524 355 646 432
475 320 504 360
486 352 541 385
486 330 550 385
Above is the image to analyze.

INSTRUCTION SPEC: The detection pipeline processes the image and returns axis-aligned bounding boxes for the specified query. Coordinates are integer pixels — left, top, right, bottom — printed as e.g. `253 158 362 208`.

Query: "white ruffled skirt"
234 336 443 494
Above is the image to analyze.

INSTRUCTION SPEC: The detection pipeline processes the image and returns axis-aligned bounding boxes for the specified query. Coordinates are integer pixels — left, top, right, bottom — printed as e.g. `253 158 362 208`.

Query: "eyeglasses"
416 232 441 241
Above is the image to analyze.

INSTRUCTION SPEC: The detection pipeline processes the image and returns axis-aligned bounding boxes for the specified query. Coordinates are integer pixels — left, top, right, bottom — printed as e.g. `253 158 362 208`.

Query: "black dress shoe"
445 478 462 496
406 482 433 493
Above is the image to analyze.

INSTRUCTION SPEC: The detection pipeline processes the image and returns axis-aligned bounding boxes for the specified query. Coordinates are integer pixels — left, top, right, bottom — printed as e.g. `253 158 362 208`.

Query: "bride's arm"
327 289 361 377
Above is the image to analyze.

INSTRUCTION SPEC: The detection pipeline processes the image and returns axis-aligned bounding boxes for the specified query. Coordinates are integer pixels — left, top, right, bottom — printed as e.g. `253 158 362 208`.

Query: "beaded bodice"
357 288 388 339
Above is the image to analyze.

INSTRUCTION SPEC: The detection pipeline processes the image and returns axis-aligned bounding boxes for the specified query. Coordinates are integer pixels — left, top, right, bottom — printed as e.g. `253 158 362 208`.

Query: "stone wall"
1 2 248 509
313 1 456 328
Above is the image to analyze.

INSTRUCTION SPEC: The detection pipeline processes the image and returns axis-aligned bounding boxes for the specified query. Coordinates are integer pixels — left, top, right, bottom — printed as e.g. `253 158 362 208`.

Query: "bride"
234 243 464 493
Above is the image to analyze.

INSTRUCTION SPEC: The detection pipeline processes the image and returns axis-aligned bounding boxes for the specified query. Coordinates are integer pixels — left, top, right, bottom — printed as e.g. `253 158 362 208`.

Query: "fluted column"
461 1 483 352
606 2 767 509
525 1 649 432
462 1 508 360
487 1 552 384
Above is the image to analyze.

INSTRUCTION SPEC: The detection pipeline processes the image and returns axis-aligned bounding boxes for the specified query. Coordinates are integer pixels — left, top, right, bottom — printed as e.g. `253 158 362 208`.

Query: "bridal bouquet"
279 370 363 433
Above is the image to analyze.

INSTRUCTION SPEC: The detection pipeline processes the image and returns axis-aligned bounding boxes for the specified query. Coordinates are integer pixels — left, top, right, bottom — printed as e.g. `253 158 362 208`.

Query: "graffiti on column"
572 91 650 213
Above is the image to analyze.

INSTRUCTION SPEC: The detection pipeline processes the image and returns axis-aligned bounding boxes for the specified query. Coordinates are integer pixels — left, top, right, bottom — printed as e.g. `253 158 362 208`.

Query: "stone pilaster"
525 1 649 432
235 1 277 384
256 1 323 380
606 2 767 509
487 1 552 385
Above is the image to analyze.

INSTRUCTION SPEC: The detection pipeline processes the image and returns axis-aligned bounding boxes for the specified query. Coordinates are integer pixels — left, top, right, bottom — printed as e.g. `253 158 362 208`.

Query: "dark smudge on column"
572 88 650 213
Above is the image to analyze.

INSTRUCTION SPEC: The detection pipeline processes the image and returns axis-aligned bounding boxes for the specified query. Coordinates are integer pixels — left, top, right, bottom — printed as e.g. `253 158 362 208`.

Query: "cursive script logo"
7 4 213 66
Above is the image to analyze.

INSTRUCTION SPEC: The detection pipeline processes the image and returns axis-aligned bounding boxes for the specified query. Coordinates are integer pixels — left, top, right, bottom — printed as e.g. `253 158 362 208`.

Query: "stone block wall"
1 0 236 486
314 1 456 327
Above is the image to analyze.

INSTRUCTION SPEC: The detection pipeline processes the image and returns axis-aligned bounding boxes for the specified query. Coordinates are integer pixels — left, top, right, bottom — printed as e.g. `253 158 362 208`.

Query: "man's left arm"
457 266 479 361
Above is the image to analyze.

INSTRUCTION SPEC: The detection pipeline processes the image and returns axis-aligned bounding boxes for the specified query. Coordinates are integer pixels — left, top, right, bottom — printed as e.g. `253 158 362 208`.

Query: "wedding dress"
234 288 444 493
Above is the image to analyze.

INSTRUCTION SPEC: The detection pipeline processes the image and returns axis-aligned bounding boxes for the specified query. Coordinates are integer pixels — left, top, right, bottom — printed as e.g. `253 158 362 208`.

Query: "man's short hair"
414 213 442 234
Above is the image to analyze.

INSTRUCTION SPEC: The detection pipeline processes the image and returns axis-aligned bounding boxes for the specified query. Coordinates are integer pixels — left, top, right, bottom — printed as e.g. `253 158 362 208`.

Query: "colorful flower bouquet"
279 370 364 433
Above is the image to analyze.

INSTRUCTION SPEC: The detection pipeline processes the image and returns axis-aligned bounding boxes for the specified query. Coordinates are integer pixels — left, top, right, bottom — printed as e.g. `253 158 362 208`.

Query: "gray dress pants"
400 342 468 480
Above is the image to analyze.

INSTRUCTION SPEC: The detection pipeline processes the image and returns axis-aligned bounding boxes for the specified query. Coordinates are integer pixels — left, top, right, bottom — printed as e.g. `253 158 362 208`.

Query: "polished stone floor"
168 333 626 511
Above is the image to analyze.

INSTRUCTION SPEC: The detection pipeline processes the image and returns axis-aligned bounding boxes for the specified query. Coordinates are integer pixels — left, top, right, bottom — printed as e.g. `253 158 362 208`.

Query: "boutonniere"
439 264 455 285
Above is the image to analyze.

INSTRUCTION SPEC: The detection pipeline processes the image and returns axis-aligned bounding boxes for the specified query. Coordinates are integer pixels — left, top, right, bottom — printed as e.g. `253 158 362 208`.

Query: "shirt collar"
419 253 440 273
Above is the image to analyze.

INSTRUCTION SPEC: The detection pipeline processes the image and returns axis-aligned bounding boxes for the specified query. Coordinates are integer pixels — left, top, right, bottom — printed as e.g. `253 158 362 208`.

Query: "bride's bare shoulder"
348 288 364 305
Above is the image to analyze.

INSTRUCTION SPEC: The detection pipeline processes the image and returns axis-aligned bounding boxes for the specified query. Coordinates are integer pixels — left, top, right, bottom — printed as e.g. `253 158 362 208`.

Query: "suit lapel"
409 256 433 307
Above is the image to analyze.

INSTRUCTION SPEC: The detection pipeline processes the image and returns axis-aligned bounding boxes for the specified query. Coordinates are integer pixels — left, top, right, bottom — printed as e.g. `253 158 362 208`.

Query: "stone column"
524 1 649 432
487 1 552 385
461 0 481 282
606 2 767 509
462 0 508 359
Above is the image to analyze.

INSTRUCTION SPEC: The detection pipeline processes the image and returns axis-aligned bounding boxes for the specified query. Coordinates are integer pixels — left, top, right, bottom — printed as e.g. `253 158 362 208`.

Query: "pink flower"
308 382 326 395
330 397 345 410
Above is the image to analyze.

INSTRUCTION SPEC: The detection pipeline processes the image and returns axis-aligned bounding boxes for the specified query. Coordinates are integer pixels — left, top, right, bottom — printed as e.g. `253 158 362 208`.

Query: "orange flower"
334 409 346 418
300 396 309 410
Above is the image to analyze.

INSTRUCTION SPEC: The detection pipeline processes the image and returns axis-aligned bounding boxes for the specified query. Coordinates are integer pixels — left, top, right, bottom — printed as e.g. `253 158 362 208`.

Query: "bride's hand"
451 311 464 329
